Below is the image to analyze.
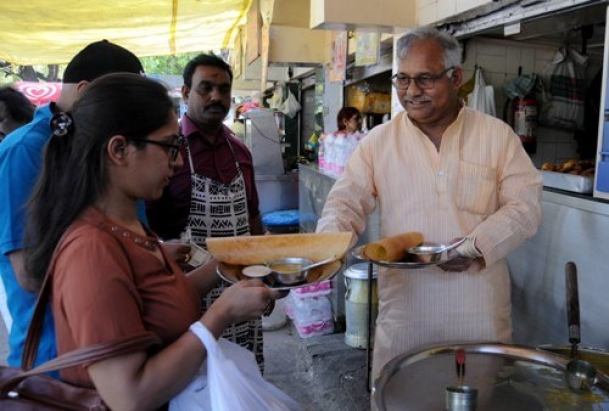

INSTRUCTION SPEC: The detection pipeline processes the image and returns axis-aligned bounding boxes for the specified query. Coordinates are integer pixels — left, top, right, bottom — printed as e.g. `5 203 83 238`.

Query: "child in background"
320 107 364 174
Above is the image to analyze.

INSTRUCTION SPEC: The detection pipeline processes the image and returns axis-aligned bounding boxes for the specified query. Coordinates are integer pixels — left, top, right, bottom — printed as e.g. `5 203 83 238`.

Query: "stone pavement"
263 322 371 411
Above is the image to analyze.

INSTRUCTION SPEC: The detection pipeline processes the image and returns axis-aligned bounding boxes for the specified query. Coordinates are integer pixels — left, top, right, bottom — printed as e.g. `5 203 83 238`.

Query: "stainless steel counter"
255 171 299 215
509 189 609 349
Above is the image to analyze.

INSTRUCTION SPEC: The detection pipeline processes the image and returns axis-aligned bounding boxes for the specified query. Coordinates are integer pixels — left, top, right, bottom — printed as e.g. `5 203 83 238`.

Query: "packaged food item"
291 280 332 298
285 292 334 338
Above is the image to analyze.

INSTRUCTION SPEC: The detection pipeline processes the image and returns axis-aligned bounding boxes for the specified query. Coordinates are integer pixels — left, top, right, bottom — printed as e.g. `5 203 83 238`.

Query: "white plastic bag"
467 67 496 117
168 364 210 411
280 90 301 118
170 324 302 411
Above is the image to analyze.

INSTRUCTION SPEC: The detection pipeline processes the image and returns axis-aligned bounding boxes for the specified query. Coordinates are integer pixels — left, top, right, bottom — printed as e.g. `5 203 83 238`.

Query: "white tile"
518 48 537 75
418 3 437 25
476 42 507 57
457 0 489 13
436 0 457 21
478 54 507 74
505 47 522 75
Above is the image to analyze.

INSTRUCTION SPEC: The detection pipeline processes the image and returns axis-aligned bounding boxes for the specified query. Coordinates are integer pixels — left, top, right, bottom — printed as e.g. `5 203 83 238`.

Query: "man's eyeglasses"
391 66 455 90
132 136 184 162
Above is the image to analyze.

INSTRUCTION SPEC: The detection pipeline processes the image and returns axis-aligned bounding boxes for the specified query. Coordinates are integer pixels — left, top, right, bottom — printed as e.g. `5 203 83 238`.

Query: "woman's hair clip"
50 112 74 137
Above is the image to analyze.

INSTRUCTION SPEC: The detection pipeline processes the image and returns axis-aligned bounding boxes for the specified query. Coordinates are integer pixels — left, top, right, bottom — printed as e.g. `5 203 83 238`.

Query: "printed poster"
328 31 347 83
355 31 380 67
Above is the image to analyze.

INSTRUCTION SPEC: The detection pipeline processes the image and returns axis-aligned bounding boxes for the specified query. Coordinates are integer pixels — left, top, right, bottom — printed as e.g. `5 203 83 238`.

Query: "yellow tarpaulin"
0 0 251 65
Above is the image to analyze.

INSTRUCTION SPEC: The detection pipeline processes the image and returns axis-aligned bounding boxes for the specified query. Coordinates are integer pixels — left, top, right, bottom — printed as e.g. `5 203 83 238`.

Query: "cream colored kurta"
317 107 542 383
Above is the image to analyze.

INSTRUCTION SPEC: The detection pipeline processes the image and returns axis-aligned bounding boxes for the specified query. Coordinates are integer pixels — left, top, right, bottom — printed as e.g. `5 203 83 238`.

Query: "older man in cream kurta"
317 104 542 381
317 29 542 390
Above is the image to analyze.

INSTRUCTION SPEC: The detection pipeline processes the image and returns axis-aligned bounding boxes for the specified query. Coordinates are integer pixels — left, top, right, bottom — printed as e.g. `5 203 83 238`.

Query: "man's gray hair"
396 27 462 69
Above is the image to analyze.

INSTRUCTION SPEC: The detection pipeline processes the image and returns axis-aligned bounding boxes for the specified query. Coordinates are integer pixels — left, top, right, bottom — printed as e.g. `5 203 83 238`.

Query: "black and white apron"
182 134 264 371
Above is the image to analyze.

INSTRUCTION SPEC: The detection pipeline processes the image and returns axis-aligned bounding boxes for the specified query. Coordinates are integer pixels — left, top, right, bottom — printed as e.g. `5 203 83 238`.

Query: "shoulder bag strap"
21 259 54 370
2 331 160 396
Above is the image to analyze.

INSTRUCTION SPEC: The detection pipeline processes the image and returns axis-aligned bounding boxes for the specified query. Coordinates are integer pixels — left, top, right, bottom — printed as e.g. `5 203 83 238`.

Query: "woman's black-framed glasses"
132 135 184 162
391 66 455 90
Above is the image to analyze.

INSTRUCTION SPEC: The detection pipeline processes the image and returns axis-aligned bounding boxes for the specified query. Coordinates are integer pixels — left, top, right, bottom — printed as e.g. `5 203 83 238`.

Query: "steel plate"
216 260 342 291
351 245 451 269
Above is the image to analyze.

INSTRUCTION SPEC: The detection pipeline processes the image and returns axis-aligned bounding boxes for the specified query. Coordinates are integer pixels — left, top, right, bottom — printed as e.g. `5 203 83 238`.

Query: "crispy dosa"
206 232 354 266
363 232 424 262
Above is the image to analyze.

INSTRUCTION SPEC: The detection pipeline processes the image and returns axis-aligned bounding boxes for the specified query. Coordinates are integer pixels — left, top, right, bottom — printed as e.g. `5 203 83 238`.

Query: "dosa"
206 232 353 266
363 232 424 262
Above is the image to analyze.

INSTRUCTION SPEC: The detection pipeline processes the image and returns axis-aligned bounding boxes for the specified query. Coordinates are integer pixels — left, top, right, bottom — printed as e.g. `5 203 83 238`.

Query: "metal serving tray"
541 170 593 194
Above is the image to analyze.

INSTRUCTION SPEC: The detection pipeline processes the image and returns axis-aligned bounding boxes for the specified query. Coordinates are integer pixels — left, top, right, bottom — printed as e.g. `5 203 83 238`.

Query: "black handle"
566 261 580 345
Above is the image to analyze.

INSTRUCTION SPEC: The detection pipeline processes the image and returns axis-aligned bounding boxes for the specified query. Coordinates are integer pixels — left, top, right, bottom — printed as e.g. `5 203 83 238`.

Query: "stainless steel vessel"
374 343 609 411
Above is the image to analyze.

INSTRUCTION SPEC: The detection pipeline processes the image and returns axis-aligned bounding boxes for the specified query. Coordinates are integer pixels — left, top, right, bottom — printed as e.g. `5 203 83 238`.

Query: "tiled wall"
462 37 600 168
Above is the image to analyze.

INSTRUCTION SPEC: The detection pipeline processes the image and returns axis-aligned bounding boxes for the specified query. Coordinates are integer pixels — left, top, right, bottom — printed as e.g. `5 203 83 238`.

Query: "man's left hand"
438 255 474 272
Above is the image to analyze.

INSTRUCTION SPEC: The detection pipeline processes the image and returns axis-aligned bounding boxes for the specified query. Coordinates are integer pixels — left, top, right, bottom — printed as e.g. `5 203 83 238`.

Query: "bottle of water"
345 133 358 164
324 133 336 173
318 133 325 169
334 133 347 174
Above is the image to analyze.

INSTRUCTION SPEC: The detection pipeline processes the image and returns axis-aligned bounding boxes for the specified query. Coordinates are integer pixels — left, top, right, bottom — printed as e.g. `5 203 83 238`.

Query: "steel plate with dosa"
217 260 342 291
351 245 450 268
374 343 609 411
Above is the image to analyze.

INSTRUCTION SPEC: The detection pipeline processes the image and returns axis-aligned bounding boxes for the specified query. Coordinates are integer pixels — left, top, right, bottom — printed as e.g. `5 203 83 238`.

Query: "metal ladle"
298 255 338 272
564 261 598 390
266 255 338 274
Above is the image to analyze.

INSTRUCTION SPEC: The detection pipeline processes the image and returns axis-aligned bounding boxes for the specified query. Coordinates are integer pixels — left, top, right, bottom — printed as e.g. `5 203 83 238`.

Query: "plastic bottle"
334 133 347 174
324 133 336 173
317 134 325 169
345 133 359 163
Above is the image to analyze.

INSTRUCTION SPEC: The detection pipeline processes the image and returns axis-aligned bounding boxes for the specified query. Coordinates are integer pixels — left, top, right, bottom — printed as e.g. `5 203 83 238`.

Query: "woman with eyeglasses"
24 73 281 411
316 27 542 406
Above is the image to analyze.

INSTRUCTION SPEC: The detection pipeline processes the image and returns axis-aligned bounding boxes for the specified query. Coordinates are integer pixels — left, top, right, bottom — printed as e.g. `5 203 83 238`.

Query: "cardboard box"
346 87 391 114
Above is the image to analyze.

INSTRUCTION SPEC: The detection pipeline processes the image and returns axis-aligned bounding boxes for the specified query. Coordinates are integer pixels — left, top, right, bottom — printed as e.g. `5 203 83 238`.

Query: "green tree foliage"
0 63 60 85
140 52 204 75
0 51 222 85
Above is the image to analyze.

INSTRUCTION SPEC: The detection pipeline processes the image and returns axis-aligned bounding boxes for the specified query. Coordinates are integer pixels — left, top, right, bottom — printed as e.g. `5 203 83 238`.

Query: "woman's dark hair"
25 73 174 288
0 86 34 124
337 106 361 131
183 53 233 88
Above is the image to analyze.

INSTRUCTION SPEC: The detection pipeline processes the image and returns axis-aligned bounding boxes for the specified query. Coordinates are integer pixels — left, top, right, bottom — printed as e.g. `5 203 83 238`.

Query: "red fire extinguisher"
511 97 538 154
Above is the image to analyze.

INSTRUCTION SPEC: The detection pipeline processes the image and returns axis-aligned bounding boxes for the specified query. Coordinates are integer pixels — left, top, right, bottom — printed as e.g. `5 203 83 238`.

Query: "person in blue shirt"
0 86 34 142
0 40 145 370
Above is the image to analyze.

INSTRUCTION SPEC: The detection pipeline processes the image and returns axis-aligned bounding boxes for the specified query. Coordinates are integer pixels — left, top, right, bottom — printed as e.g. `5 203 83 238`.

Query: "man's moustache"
204 103 227 111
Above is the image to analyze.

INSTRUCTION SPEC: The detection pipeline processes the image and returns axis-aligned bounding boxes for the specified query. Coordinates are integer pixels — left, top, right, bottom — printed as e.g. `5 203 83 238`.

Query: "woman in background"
335 106 362 135
25 73 279 411
321 106 364 173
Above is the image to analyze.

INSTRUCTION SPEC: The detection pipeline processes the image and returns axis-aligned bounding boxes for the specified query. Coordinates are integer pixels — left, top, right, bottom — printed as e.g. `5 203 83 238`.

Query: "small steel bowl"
267 257 312 285
445 386 478 411
242 265 273 280
565 359 597 390
407 242 445 263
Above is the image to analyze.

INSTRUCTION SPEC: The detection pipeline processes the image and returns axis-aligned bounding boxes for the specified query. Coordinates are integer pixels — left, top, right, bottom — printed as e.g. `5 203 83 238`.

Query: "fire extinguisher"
511 97 538 154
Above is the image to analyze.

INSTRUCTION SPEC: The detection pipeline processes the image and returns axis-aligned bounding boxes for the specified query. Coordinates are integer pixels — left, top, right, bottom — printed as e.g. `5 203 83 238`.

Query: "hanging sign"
355 31 380 67
328 31 347 83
